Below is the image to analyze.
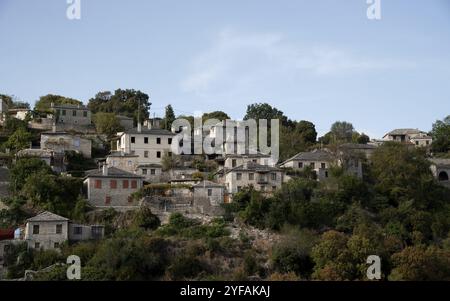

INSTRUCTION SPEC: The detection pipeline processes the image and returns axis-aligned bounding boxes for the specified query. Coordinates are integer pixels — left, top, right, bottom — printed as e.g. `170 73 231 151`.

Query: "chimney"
137 122 142 133
102 164 108 176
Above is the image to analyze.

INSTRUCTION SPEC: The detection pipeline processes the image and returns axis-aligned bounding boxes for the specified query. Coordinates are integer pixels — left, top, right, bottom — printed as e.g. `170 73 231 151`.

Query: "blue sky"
0 0 449 137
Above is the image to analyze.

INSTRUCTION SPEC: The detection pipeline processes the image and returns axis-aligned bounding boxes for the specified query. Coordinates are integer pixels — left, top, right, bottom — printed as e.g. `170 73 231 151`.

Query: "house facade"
84 166 143 208
116 124 175 165
52 103 91 126
224 153 277 169
193 180 225 206
224 161 284 196
106 152 139 173
41 132 92 158
383 128 432 147
279 149 334 181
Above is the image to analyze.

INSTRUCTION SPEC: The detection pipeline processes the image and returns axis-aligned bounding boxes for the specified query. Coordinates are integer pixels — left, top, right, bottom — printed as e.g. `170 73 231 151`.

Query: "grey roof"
138 163 162 168
27 211 69 222
339 143 378 150
52 104 88 110
85 167 143 179
283 149 333 164
385 129 424 136
193 180 224 188
225 152 271 159
16 149 53 158
122 127 175 136
226 162 281 174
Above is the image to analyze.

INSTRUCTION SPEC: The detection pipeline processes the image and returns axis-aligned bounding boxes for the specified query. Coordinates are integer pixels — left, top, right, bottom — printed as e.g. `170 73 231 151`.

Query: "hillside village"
0 91 449 281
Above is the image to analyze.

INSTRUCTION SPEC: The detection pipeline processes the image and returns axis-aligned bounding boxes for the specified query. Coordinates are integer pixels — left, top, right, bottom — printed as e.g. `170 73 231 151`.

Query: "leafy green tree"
431 115 450 153
88 89 151 124
330 121 355 143
34 94 82 112
133 207 161 230
202 111 230 122
244 103 290 127
3 127 32 153
10 158 53 192
164 104 176 130
356 133 370 144
92 112 124 137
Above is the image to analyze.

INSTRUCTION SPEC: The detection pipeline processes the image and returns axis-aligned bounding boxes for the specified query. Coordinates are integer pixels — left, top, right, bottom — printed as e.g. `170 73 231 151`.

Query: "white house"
383 128 432 147
116 123 175 165
279 149 334 180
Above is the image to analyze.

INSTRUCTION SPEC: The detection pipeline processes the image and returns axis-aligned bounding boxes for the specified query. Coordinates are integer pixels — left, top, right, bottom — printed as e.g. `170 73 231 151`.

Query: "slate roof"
430 158 450 168
225 162 281 174
121 127 175 136
225 152 271 159
282 149 333 164
385 129 424 136
193 180 224 188
27 211 69 222
85 167 143 179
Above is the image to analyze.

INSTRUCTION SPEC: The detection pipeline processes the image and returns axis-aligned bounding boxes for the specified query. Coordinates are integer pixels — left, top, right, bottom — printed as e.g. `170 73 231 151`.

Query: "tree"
92 112 124 137
34 94 82 112
202 111 230 122
164 105 176 130
330 121 355 143
280 120 317 160
9 158 53 192
431 116 450 153
133 207 161 230
2 128 32 154
88 89 151 125
244 103 290 127
356 133 370 144
389 246 450 280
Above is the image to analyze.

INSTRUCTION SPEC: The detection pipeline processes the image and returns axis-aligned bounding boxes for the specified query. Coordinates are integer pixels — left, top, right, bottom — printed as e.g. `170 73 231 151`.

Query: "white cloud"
180 28 415 96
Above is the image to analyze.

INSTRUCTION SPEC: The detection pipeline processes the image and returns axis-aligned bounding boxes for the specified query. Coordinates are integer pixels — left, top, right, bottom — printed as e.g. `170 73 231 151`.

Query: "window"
260 185 266 192
56 224 62 234
237 186 242 192
83 111 87 117
271 173 277 181
168 152 172 157
105 196 111 205
131 137 135 143
252 159 257 163
95 179 102 189
168 138 172 144
54 242 60 248
33 225 40 234
248 173 254 180
157 151 161 158
74 227 82 235
325 171 329 178
321 163 326 169
298 162 303 168
72 110 77 116
157 137 161 144
91 226 103 238
142 169 148 175
123 180 129 189
310 162 315 168
144 151 149 158
144 137 149 144
62 110 66 116
131 180 137 189
272 186 277 191
35 242 40 249
127 160 132 166
232 159 237 167
236 173 242 180
110 180 117 189
416 141 419 145
150 169 156 175
208 189 212 196
426 140 430 145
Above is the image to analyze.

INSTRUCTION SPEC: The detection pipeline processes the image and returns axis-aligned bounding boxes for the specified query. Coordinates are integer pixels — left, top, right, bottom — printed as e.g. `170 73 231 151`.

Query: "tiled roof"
385 129 424 136
85 167 142 179
27 211 69 222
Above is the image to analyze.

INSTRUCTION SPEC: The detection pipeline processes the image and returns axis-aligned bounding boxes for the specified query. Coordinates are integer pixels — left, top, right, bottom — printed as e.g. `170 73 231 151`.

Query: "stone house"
383 128 432 147
16 149 66 173
224 161 284 197
193 180 225 206
279 149 334 181
106 152 139 173
51 103 91 127
116 123 175 165
84 166 143 209
24 211 104 251
224 153 277 169
136 164 164 183
41 132 92 158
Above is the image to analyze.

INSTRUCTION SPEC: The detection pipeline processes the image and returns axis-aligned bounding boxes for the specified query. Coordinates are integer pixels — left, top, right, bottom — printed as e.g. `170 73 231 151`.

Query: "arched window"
438 171 449 181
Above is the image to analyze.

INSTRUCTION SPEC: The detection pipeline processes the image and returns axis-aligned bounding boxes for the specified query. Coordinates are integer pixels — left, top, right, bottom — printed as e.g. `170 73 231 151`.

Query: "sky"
0 0 449 138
